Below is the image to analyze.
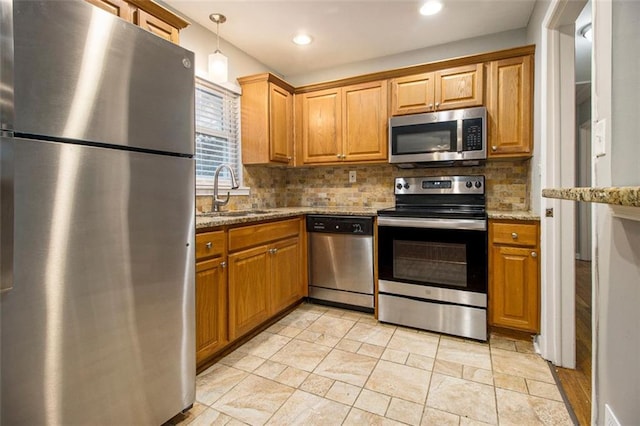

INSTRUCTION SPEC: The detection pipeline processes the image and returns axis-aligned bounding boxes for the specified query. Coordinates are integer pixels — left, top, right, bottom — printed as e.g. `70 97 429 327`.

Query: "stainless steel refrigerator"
1 0 196 424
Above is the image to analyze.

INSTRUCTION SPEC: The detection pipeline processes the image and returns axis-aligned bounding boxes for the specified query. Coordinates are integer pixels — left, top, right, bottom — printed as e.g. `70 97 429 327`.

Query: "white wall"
285 28 528 86
593 1 640 424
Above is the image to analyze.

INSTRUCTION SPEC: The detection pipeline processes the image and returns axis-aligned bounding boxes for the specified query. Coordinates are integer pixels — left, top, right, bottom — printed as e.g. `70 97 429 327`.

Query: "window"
195 78 241 192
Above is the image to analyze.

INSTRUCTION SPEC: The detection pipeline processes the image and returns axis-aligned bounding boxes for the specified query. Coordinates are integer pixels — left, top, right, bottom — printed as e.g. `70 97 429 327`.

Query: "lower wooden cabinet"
270 237 302 314
489 220 540 333
196 257 228 364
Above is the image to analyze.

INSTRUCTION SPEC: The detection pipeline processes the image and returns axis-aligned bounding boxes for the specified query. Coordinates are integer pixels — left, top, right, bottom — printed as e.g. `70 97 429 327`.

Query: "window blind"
195 78 241 189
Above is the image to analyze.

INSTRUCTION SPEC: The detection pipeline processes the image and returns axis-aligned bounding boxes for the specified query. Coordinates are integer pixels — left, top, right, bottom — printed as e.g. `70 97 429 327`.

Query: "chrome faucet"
212 164 240 212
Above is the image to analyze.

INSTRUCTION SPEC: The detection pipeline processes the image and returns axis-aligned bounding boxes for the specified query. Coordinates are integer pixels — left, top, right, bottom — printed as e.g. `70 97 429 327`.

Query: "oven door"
378 219 487 295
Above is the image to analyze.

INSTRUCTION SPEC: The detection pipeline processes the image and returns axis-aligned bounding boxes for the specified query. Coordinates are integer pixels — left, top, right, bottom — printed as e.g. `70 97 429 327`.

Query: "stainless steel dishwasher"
307 215 374 312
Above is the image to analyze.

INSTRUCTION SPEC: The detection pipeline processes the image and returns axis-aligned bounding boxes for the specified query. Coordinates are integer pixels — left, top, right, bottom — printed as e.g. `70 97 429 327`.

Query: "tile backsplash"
196 159 531 213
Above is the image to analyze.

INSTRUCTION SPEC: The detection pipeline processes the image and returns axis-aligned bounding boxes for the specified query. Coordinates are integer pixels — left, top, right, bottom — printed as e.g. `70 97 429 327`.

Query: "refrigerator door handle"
1 137 14 294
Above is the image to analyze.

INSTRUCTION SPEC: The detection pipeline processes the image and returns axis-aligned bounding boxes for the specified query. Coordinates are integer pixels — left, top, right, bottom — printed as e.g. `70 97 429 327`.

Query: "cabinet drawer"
196 230 226 260
491 222 538 247
229 218 300 252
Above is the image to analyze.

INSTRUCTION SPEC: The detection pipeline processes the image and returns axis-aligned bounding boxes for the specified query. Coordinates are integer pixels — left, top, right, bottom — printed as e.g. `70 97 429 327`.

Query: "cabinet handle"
287 156 292 161
336 154 341 158
435 102 440 109
341 154 347 159
511 233 518 240
206 242 213 249
428 103 434 110
531 252 537 258
492 146 497 151
220 261 227 268
268 248 276 254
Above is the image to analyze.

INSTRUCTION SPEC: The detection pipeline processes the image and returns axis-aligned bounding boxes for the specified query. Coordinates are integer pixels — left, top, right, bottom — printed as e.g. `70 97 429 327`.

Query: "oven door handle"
377 216 486 231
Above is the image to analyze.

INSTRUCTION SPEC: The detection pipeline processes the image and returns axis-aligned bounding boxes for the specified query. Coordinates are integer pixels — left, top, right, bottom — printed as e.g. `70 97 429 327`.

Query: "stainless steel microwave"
388 106 486 167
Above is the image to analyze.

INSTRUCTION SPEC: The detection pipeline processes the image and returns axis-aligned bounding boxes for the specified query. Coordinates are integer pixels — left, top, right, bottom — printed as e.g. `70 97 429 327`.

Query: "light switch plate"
349 170 357 183
594 119 606 157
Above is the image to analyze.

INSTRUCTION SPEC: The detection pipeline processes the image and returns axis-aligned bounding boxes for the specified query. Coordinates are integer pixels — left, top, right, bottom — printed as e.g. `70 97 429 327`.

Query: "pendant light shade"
208 13 228 83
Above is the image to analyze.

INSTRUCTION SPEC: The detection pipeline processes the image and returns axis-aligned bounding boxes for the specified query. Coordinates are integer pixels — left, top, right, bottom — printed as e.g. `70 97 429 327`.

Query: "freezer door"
9 0 194 156
0 137 195 425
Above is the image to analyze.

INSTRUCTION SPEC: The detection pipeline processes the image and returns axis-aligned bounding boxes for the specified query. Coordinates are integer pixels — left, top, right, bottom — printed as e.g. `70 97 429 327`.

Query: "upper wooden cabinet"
486 55 533 158
84 0 188 44
238 74 294 165
390 64 483 116
297 80 387 165
489 220 540 333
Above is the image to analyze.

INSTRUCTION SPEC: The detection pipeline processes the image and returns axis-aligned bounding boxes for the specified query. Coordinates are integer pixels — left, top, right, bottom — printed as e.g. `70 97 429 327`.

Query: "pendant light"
208 13 228 83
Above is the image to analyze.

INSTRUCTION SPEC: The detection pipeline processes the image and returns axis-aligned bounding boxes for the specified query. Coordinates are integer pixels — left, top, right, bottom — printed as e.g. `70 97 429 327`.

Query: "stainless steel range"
377 175 488 341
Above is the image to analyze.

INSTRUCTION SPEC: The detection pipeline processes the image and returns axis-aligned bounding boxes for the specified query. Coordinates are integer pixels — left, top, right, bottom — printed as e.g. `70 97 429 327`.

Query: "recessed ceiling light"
420 1 443 16
293 34 313 45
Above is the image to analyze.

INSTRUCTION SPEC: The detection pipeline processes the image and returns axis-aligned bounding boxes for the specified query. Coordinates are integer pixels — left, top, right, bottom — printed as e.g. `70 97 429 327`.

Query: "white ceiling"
164 0 537 77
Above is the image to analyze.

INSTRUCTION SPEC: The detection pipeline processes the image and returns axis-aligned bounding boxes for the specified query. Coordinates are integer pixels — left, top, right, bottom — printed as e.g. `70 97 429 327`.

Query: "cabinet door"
390 73 435 115
228 246 270 340
136 9 180 43
84 0 133 21
487 55 533 158
342 81 388 162
301 88 342 164
270 237 301 314
490 246 539 332
269 83 293 164
196 258 228 365
434 64 483 110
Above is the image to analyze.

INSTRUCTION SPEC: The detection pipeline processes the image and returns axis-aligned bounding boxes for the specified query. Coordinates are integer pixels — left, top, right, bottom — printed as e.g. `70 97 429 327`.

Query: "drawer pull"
492 146 497 151
220 261 227 268
511 233 518 240
269 248 278 254
531 252 537 258
206 242 213 249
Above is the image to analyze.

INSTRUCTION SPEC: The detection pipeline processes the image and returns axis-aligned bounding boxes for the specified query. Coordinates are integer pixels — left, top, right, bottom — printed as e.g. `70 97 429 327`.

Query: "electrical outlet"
349 170 357 183
595 119 607 157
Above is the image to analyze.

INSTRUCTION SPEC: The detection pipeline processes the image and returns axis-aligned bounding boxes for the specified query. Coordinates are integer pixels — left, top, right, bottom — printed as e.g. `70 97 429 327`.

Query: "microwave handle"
456 119 463 153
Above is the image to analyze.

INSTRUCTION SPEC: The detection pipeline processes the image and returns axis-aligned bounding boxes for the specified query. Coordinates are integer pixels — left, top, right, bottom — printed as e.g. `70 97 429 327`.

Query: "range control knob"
465 181 473 188
475 181 482 188
396 183 403 190
404 183 410 189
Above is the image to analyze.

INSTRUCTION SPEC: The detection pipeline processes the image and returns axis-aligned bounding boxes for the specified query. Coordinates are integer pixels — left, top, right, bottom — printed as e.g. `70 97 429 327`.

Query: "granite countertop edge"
542 187 640 207
197 206 540 229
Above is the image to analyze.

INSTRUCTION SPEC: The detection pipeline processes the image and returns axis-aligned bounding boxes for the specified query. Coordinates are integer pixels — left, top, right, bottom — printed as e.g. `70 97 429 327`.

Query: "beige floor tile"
269 339 332 372
335 338 362 353
357 343 385 359
421 407 460 425
495 388 573 425
491 348 555 383
314 348 378 387
307 315 356 338
526 379 563 402
381 348 409 364
433 359 463 378
273 366 309 388
437 337 492 370
386 398 424 425
387 329 439 358
406 354 435 371
344 408 405 426
188 407 233 426
266 390 350 426
462 366 494 386
276 325 304 338
295 329 341 348
253 360 288 380
277 309 322 329
219 352 265 373
266 323 285 334
365 360 431 403
426 373 497 424
358 315 380 325
489 335 517 351
460 418 495 425
299 374 334 397
345 322 395 347
212 375 293 425
225 419 249 426
166 401 208 425
325 381 361 405
354 389 391 416
297 302 329 314
236 332 291 359
341 310 371 321
493 372 528 393
196 364 249 406
515 340 535 354
322 307 350 318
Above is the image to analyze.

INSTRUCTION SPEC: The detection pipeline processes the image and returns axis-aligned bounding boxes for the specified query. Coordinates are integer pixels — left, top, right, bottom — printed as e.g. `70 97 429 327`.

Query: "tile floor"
172 303 573 426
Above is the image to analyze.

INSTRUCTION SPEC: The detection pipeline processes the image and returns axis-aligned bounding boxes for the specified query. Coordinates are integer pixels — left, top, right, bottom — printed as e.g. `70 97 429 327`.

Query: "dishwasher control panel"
306 215 373 235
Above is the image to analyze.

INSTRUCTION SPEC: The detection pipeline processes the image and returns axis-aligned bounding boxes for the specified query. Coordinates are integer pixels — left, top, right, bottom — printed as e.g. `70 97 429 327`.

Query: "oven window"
393 240 467 288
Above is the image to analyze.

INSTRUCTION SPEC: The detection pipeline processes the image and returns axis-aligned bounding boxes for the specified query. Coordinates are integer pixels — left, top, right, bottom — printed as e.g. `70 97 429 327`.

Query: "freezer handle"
1 137 14 294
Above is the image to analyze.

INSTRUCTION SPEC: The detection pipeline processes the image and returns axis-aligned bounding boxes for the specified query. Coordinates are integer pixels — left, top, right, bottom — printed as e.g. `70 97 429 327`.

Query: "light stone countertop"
196 206 385 230
487 210 540 221
542 186 640 207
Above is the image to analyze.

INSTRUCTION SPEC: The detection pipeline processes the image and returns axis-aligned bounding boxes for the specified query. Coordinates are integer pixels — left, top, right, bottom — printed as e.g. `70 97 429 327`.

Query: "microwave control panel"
462 118 484 151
